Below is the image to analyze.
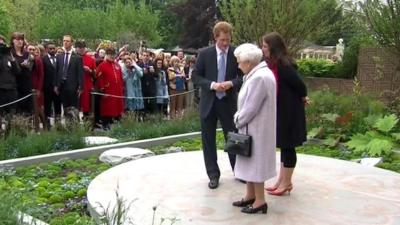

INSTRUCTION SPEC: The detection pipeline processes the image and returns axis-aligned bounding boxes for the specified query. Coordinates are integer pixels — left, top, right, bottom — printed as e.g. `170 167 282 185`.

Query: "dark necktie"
63 52 70 79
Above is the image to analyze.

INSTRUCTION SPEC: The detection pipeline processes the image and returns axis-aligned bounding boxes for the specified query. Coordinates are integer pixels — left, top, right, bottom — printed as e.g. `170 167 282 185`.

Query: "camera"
0 43 11 55
140 40 147 48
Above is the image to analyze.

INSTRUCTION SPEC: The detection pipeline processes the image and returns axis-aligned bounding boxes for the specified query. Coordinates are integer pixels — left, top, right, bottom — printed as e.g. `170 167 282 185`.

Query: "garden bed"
0 111 201 161
0 156 109 225
1 134 399 225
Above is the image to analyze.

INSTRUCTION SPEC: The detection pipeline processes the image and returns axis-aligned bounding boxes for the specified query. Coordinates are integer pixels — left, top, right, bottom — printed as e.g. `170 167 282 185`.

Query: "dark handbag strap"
246 124 248 135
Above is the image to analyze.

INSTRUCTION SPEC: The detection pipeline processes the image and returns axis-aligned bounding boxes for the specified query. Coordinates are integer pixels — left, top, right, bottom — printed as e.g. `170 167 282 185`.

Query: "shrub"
297 59 337 78
306 90 387 141
107 110 200 141
0 110 201 160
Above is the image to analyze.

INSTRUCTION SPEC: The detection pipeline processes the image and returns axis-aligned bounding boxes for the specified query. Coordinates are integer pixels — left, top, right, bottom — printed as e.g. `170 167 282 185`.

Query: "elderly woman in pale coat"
232 43 276 214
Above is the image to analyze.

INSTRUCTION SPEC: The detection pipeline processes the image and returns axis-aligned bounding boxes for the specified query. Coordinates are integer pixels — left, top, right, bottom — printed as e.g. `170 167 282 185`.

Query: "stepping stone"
360 157 383 167
84 136 118 145
99 147 154 166
164 146 183 154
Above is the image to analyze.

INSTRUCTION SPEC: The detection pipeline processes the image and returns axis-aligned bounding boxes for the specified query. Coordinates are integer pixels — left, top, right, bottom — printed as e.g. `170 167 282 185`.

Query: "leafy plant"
306 90 386 139
346 114 400 156
1 156 111 224
297 59 337 78
97 186 135 225
307 112 350 147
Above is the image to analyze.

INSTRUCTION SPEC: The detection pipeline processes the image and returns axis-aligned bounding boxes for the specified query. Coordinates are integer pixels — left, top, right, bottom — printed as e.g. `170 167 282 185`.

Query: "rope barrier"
91 89 197 100
0 94 33 109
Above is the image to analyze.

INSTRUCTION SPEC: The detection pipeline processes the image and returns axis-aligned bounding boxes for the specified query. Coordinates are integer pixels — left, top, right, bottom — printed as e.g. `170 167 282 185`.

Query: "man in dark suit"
54 35 83 119
193 21 243 189
42 42 61 128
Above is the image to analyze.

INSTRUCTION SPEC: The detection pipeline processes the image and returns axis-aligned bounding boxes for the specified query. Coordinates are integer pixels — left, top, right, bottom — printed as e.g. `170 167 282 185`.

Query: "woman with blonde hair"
167 55 185 119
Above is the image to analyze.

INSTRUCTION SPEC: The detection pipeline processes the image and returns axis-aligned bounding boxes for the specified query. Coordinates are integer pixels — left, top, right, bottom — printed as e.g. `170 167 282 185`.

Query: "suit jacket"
55 52 83 91
42 55 57 90
193 45 242 118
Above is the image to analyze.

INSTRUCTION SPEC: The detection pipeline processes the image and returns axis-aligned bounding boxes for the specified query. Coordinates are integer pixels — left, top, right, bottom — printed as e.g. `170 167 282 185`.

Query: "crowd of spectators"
0 33 198 130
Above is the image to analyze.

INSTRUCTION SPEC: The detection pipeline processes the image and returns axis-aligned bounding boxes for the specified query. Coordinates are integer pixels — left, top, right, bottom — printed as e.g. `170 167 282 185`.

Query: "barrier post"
32 89 39 132
90 89 96 128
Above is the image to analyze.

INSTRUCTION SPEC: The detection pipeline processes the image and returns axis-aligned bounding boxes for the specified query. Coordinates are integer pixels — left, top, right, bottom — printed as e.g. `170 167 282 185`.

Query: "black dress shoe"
236 178 247 184
241 203 268 214
208 178 219 189
232 198 255 207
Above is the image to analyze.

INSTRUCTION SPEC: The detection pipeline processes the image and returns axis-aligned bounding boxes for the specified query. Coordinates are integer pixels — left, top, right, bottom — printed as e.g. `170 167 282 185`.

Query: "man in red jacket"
96 48 124 129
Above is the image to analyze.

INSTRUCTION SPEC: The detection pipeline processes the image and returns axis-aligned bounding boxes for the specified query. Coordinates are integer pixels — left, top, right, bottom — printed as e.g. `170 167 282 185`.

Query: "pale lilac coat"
234 61 277 183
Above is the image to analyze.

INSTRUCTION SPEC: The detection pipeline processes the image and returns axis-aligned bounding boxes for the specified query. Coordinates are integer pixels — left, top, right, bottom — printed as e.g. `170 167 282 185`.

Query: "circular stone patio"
87 151 400 225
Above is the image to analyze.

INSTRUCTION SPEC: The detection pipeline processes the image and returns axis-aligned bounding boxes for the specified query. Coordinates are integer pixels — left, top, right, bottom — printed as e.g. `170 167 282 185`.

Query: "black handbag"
224 125 252 157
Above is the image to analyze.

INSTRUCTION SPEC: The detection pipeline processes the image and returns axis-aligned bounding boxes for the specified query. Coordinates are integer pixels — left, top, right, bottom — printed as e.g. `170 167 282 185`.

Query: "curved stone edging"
0 131 202 168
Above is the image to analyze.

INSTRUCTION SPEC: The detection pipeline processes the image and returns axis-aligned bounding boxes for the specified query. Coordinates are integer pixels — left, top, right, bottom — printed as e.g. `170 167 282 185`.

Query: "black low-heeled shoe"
241 203 268 214
232 198 255 207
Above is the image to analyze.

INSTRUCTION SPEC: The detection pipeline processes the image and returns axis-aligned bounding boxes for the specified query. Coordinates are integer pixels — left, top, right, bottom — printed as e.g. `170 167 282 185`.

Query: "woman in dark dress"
262 32 310 196
10 32 33 114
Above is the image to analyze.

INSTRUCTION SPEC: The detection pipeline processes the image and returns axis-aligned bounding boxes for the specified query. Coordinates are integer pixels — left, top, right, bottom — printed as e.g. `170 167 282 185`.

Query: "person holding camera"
0 35 6 44
122 56 144 113
10 32 34 115
0 42 20 120
75 41 97 119
138 50 157 116
155 58 169 116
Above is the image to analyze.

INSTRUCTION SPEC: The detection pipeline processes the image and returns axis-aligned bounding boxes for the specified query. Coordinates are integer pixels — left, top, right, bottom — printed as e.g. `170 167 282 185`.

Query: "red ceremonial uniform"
32 56 44 107
80 53 97 113
96 60 124 117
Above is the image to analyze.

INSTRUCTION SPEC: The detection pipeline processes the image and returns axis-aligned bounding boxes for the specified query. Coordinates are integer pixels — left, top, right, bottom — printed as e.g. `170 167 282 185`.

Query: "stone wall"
357 47 400 94
304 47 400 95
304 77 354 94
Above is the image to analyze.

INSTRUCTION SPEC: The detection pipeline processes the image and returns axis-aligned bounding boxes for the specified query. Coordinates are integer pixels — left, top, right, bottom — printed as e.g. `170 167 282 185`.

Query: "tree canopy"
361 0 400 57
220 0 341 54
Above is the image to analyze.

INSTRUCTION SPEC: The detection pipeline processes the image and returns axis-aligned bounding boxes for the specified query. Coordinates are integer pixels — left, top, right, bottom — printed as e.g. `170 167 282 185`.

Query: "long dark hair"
10 32 25 50
262 32 295 67
154 58 165 75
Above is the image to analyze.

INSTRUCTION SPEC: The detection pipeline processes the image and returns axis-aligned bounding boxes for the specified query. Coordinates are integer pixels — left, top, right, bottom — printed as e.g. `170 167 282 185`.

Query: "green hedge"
297 58 351 79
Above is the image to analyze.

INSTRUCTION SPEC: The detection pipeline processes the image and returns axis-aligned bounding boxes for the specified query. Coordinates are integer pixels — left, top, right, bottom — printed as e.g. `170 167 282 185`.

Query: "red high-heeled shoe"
265 186 278 192
267 185 293 196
